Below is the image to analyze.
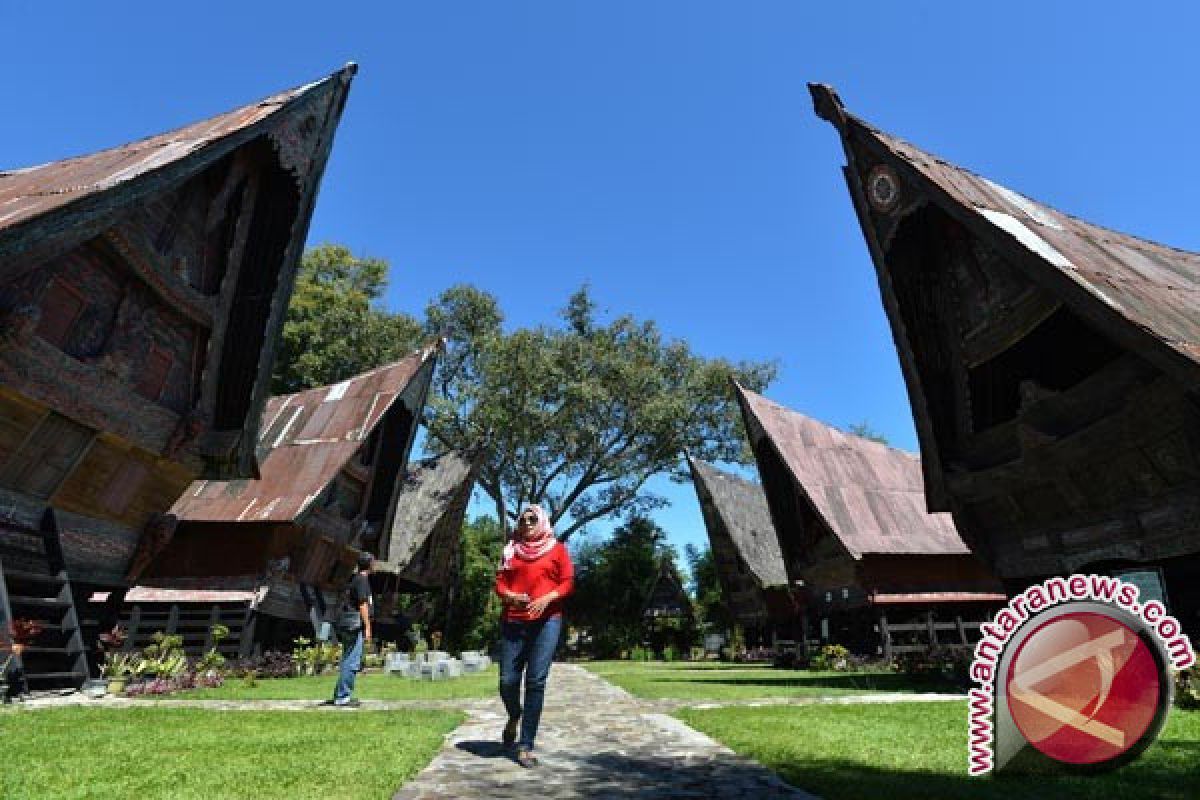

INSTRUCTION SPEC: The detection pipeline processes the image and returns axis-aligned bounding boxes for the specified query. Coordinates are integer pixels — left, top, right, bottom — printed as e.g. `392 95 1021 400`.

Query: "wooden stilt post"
239 608 257 658
123 606 141 653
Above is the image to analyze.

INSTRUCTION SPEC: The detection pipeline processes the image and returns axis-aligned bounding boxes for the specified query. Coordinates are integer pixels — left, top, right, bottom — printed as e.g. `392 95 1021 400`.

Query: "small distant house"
0 66 356 688
736 384 1004 657
639 557 695 659
812 84 1200 637
641 558 693 622
687 457 800 646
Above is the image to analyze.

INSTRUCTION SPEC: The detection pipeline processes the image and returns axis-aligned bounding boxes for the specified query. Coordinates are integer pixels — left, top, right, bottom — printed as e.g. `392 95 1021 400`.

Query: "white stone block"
439 659 463 678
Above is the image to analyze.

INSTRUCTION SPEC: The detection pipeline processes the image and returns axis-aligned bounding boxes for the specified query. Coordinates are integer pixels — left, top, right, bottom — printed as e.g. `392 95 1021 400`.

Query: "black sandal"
515 748 538 768
502 717 519 747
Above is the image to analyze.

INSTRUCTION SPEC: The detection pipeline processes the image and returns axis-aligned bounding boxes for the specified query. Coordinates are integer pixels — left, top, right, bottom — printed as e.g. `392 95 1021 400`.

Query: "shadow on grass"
646 673 961 693
764 743 1200 800
452 727 1200 799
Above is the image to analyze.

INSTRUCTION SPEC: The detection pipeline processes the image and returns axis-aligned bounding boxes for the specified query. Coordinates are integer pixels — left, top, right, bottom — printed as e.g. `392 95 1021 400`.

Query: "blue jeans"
498 615 562 750
333 630 364 704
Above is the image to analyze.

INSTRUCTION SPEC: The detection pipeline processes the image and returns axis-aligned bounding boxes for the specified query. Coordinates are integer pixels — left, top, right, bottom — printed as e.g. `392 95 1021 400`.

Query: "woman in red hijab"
494 504 574 767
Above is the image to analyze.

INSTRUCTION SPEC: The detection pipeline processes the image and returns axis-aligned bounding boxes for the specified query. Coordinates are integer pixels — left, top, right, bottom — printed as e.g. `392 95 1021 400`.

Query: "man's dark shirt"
339 572 372 630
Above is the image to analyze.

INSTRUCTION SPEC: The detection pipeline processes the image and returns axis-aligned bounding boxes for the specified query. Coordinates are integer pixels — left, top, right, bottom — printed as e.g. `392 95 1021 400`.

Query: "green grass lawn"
583 660 960 701
153 666 498 702
0 706 462 800
678 701 1200 800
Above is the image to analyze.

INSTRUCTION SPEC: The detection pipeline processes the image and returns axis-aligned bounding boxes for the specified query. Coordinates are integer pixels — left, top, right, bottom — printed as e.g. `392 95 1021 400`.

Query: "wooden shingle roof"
688 457 787 588
377 449 482 590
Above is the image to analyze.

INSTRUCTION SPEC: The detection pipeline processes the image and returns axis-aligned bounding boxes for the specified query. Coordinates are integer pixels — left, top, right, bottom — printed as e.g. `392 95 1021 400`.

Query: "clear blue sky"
4 2 1198 559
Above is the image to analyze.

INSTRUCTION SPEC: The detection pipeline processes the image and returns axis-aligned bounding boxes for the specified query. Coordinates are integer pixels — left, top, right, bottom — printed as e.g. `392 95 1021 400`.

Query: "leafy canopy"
685 542 732 632
570 515 689 656
424 285 776 539
271 246 777 543
272 244 423 394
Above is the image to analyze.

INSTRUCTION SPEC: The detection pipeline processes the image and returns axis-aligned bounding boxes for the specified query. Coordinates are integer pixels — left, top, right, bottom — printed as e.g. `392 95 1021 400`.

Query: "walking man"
332 551 374 707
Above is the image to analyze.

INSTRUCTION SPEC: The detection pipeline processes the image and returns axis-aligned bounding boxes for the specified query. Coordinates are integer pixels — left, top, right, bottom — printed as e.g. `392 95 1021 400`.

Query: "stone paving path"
392 664 820 800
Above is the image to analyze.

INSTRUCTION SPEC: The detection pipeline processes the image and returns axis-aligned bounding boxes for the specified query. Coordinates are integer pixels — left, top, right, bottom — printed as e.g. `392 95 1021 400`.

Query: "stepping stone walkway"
392 664 818 800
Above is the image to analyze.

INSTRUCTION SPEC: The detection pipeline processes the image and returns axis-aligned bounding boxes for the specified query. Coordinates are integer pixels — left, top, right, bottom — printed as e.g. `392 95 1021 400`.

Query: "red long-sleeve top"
495 541 574 623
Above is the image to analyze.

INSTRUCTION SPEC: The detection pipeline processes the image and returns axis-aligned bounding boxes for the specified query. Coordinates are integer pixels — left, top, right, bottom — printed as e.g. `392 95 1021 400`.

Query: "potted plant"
102 652 133 695
85 624 129 697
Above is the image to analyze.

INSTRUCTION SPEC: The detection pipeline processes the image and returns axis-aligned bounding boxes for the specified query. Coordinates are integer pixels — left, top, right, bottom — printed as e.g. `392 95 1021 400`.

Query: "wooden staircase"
0 509 90 695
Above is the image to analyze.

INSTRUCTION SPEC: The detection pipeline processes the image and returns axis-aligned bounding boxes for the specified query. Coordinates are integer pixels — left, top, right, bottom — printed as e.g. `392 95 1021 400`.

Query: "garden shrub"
628 646 652 662
809 644 851 672
1176 664 1200 710
227 650 295 679
893 646 973 687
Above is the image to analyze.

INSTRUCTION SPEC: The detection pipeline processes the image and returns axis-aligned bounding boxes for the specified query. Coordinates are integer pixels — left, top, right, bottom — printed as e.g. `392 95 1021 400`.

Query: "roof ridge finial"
808 83 846 128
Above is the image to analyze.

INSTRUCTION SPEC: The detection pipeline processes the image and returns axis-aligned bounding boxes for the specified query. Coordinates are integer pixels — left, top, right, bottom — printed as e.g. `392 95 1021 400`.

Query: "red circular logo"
1006 611 1160 765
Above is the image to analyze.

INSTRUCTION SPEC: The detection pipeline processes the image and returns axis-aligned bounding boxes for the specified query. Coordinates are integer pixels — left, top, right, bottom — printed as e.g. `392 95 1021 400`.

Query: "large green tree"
272 244 423 393
571 515 679 656
443 516 504 652
422 285 777 540
272 246 777 544
685 542 731 632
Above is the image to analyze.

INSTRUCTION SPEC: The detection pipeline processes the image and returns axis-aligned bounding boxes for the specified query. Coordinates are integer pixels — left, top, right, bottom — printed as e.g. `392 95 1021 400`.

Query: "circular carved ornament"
866 164 901 213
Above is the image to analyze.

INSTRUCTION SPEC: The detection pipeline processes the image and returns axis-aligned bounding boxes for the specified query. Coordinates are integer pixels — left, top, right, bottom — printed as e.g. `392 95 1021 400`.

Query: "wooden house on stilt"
687 457 800 647
638 557 695 655
0 66 356 690
812 84 1200 638
130 348 440 653
736 385 1004 658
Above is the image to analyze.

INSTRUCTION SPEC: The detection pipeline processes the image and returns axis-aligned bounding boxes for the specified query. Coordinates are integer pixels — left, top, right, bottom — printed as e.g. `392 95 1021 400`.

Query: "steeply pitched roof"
688 457 787 588
377 449 482 590
642 558 692 618
810 83 1200 386
0 65 356 249
0 66 358 481
736 385 968 558
171 347 437 523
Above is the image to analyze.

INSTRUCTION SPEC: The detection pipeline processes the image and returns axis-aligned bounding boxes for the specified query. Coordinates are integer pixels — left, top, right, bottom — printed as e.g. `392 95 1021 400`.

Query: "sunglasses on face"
521 513 537 524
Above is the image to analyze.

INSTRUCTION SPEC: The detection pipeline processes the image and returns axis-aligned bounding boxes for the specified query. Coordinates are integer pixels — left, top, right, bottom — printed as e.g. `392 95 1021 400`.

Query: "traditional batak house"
687 457 800 647
812 84 1200 638
736 385 1004 657
639 556 695 656
0 66 356 689
131 347 439 653
371 449 483 639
